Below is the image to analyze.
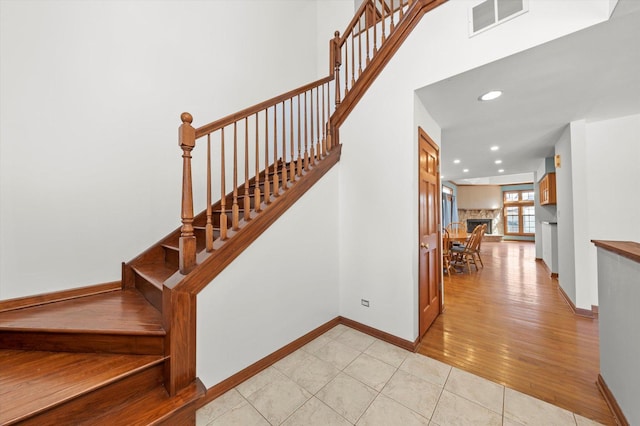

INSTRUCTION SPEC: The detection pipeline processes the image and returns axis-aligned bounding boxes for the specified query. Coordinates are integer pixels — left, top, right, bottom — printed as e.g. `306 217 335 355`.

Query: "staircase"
0 0 446 423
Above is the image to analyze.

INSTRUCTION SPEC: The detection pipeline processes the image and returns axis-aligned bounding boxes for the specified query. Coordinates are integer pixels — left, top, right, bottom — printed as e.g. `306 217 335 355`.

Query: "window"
503 190 535 236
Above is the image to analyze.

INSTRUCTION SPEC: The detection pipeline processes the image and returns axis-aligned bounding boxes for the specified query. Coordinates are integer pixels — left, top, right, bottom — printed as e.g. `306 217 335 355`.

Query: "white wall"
584 113 640 307
197 167 340 388
555 125 577 302
338 0 611 341
0 0 322 299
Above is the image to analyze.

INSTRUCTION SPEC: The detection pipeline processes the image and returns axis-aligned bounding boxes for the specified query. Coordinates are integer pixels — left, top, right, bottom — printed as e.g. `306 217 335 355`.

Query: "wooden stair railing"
156 0 447 401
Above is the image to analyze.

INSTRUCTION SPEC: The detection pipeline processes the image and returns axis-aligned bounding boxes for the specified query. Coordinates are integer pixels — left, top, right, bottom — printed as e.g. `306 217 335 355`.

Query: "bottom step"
0 349 203 425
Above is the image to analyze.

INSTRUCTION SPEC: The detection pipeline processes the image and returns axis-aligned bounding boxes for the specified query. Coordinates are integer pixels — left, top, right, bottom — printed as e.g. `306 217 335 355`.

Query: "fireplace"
467 219 492 234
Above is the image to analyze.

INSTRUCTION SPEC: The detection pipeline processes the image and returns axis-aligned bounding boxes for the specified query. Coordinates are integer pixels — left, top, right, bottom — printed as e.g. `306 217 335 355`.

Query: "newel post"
332 30 342 105
179 112 197 274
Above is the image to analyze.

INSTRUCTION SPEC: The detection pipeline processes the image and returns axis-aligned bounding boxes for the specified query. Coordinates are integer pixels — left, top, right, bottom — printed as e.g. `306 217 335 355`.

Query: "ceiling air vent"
469 0 528 37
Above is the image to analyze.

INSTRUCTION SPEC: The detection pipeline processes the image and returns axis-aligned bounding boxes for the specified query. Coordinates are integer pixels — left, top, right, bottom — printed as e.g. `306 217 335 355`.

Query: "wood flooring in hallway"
417 241 615 425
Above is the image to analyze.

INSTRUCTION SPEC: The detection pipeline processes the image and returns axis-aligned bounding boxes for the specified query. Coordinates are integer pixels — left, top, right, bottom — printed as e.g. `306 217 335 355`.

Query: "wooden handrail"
195 75 334 138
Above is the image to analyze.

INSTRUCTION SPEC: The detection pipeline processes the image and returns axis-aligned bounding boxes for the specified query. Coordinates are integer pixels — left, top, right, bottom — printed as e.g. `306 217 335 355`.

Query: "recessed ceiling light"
463 169 469 173
478 90 502 101
453 159 461 164
495 160 502 164
498 169 505 173
490 146 499 151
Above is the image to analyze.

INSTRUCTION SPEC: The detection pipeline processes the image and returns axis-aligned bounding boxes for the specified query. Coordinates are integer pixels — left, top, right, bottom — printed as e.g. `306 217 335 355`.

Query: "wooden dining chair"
446 221 465 234
451 224 482 273
442 229 454 276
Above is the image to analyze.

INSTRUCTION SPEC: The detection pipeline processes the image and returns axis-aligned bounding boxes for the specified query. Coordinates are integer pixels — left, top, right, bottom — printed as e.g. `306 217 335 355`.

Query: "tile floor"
197 324 603 425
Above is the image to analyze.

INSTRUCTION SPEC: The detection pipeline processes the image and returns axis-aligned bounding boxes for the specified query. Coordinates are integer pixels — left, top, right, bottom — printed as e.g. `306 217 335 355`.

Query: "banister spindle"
244 117 251 221
219 128 228 240
326 82 332 151
289 98 295 183
254 112 261 213
351 27 356 87
373 1 378 54
321 84 326 157
232 122 239 230
382 0 386 42
344 38 349 96
365 9 371 65
273 104 279 196
178 112 196 274
358 19 363 76
316 86 321 160
205 134 214 252
390 0 395 31
264 108 271 204
304 91 309 171
297 94 303 177
281 100 287 190
309 89 315 166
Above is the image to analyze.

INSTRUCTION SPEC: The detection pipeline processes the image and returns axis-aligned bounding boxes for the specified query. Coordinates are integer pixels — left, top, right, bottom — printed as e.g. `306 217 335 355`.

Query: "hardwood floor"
417 241 615 425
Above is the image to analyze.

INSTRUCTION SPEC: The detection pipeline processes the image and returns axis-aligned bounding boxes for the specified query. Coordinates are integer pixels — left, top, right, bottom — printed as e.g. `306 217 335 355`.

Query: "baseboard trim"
198 315 417 409
597 374 629 426
0 281 122 313
557 284 595 318
338 316 419 352
198 317 341 408
538 258 559 278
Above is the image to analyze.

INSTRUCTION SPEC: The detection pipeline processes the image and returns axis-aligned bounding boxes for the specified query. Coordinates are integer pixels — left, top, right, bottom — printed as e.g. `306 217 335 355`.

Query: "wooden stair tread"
0 349 163 425
0 289 164 335
132 262 177 288
85 380 205 425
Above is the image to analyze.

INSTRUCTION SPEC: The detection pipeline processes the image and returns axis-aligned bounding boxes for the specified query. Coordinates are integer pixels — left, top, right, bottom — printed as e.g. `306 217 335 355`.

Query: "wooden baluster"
326 82 332 151
358 19 363 76
178 112 196 274
382 0 386 42
372 1 378 55
289 98 295 183
321 84 326 157
304 91 309 171
205 134 214 252
272 105 279 196
400 0 404 20
281 100 287 190
332 31 341 106
254 112 261 213
351 27 356 87
390 0 395 31
316 86 321 160
297 94 302 177
309 89 315 166
244 117 251 221
219 128 228 240
365 9 371 65
264 108 271 204
232 122 239 230
344 36 349 95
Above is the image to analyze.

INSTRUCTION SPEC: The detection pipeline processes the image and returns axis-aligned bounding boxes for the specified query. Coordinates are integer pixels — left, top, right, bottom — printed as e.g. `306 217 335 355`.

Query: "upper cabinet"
540 172 556 205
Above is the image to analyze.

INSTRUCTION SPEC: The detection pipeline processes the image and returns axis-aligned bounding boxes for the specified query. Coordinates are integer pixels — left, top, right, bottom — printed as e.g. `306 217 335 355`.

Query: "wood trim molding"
592 240 640 264
198 315 417 409
338 316 419 352
198 317 341 408
0 281 121 313
557 284 595 319
597 374 629 426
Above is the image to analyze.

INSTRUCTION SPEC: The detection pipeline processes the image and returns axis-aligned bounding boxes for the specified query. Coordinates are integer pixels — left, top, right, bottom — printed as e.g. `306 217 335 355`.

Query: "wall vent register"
469 0 528 36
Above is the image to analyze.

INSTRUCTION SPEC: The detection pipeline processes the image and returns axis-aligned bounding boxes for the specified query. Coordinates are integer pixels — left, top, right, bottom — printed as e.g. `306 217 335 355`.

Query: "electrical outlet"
361 299 370 307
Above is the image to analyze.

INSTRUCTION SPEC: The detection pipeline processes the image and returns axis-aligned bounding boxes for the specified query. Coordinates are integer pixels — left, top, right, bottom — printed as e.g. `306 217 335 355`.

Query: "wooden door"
418 127 441 337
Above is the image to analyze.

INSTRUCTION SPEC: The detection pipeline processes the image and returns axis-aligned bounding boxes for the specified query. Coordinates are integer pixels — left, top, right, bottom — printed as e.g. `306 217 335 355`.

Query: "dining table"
448 230 469 243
